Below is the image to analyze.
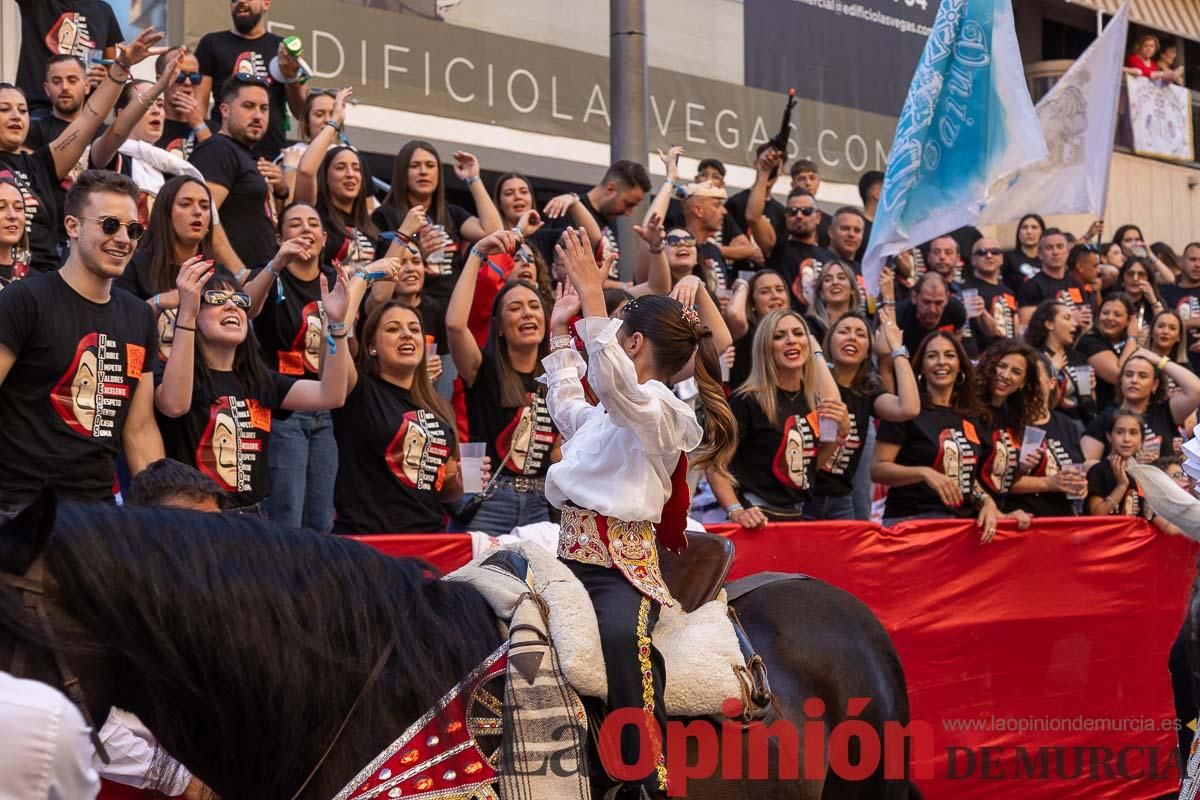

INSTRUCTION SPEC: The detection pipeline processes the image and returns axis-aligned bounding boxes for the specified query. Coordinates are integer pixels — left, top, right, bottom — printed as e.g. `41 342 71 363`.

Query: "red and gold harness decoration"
558 505 676 608
333 644 509 800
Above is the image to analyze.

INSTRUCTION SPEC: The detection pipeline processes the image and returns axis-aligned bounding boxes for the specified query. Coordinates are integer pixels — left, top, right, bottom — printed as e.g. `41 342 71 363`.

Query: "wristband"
191 122 209 134
549 334 575 351
648 245 664 255
268 260 284 277
106 67 129 85
725 502 744 516
135 91 152 109
393 230 412 245
464 175 480 186
324 120 344 134
355 270 389 285
234 267 250 285
173 323 195 332
151 293 161 313
890 346 910 360
469 246 486 261
1157 355 1170 371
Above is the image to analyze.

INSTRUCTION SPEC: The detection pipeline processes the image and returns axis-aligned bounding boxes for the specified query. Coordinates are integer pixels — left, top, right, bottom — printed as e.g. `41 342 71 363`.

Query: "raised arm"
453 152 504 240
871 305 921 420
294 87 351 205
745 149 782 257
447 230 521 385
628 212 671 296
243 237 311 319
280 268 352 410
542 280 600 439
92 48 181 170
50 27 166 178
153 256 214 417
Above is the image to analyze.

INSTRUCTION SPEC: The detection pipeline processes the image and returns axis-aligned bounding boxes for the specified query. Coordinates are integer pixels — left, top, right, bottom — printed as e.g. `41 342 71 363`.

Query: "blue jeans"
802 493 856 521
852 421 877 520
455 483 549 537
267 409 337 532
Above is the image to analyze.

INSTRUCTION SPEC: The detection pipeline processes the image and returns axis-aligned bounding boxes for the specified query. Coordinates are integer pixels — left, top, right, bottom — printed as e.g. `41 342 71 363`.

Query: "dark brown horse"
0 491 920 799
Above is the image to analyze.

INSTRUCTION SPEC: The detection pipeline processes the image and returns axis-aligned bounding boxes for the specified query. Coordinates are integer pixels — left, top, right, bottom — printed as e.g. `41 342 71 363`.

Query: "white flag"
977 3 1130 225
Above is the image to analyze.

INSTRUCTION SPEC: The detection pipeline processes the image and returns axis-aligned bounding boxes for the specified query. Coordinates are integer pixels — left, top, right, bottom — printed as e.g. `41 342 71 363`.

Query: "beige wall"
985 152 1200 249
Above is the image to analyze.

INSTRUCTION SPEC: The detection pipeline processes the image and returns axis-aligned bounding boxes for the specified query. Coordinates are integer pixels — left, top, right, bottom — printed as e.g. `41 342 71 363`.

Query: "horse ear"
0 486 58 576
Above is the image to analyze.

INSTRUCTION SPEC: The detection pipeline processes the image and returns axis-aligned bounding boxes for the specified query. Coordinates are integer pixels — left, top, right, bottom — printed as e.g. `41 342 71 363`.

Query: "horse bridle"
1 555 110 764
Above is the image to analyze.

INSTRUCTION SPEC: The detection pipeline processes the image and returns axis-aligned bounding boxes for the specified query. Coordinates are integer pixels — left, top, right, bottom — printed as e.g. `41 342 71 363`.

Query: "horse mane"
41 502 502 798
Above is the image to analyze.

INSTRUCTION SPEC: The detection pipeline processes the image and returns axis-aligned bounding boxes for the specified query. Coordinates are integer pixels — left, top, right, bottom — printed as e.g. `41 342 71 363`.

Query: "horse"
0 490 920 800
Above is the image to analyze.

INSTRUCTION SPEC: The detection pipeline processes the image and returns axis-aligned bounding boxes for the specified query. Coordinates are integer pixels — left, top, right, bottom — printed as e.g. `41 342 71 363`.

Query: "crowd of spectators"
0 2 1196 550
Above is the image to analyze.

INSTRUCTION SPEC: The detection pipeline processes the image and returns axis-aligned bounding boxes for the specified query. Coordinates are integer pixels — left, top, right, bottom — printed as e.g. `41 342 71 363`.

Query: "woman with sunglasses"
332 297 467 534
810 308 919 520
1075 293 1140 411
723 269 789 388
1118 257 1164 332
445 229 560 536
372 140 503 304
872 332 1001 539
708 309 846 527
804 259 861 344
0 27 164 271
1006 353 1088 517
154 259 353 514
117 176 213 362
1082 348 1200 463
241 202 343 531
0 178 29 287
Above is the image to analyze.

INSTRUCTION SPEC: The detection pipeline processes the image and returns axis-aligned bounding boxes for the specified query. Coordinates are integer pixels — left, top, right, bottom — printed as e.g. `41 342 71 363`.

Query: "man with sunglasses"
769 188 833 308
963 237 1018 352
155 47 210 161
194 0 309 161
0 170 163 508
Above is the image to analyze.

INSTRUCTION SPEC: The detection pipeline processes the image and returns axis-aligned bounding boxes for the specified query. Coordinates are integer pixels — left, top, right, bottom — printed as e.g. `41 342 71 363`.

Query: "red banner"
100 518 1197 800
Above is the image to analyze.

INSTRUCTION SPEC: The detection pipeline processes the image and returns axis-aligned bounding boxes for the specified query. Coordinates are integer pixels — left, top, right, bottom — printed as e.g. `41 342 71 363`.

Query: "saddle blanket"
446 541 746 718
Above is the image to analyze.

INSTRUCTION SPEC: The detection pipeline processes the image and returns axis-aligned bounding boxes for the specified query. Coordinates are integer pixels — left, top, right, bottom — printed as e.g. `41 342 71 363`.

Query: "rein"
1 557 111 764
289 637 396 800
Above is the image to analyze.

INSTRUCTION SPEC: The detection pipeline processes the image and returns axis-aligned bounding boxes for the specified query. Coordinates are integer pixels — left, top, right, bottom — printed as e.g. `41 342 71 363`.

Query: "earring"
955 371 965 385
369 349 377 356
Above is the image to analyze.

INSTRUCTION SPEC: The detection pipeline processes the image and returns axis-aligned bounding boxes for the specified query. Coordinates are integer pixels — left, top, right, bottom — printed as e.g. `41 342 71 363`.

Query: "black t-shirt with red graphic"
155 119 199 162
0 272 156 505
194 30 289 160
0 147 62 272
1160 283 1200 372
14 0 122 115
189 133 276 269
963 277 1017 353
1006 411 1084 517
251 264 335 379
896 297 967 354
728 388 820 508
154 366 297 508
332 375 455 534
371 202 471 307
1084 402 1179 462
814 383 883 498
1016 272 1090 312
322 219 380 271
877 407 982 520
1086 459 1151 519
977 418 1020 502
463 357 557 479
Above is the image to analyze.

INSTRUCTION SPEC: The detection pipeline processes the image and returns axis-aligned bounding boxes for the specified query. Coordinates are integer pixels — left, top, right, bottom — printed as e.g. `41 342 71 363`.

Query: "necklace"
780 386 804 403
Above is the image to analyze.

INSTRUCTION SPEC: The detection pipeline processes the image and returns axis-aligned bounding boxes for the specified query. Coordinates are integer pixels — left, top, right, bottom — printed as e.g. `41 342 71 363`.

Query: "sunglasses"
175 72 202 86
973 247 1003 257
202 290 252 309
665 235 696 248
83 216 144 240
785 207 818 217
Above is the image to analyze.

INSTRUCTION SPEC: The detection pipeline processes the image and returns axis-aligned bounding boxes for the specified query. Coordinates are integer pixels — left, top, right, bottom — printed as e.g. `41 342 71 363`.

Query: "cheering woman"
543 228 736 797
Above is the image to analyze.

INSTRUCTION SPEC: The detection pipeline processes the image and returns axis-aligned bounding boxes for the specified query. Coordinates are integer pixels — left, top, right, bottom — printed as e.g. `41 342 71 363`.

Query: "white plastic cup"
460 442 486 494
720 357 731 383
425 340 438 359
819 415 839 443
1075 366 1093 397
961 288 981 319
1062 462 1087 501
1020 427 1046 461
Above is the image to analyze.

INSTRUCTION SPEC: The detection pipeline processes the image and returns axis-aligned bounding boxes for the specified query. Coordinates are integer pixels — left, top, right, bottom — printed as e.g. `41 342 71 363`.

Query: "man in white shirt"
0 669 100 799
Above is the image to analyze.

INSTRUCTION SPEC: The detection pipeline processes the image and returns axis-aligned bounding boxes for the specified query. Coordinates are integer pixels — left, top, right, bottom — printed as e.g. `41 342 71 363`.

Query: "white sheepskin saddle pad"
446 541 747 718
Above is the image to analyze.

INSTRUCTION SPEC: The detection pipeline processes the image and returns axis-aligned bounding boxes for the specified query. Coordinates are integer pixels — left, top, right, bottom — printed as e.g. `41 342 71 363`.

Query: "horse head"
0 488 119 748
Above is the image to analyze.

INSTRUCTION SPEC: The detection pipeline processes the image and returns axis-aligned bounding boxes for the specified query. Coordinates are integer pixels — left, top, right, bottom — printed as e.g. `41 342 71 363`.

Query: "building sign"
182 0 933 183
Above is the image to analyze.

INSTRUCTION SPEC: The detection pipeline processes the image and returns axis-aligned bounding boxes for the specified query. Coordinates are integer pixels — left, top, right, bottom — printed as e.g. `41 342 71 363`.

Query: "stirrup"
727 606 774 722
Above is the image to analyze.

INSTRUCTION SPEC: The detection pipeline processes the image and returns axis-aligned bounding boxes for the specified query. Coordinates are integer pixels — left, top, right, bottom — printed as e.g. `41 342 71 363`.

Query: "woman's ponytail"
690 326 737 481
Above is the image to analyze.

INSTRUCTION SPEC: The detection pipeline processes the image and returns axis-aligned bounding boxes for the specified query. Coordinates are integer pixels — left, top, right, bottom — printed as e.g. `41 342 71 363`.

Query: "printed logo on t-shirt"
196 396 268 492
385 410 451 491
934 428 977 498
823 409 861 477
162 135 195 162
49 334 143 439
1042 437 1069 476
991 294 1017 339
278 300 324 376
335 227 376 269
497 393 556 476
156 309 177 361
981 428 1018 495
44 13 96 57
772 411 818 491
598 227 620 280
0 169 39 243
233 51 270 81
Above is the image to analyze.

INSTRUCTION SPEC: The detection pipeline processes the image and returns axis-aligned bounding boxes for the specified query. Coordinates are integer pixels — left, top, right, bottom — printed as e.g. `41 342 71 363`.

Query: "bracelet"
1157 355 1170 371
106 67 129 85
725 502 744 516
330 330 348 339
135 91 152 109
324 120 344 134
151 293 161 313
568 192 580 204
393 230 412 245
648 245 664 255
355 270 389 285
173 323 195 332
328 321 348 333
464 175 480 186
469 246 485 260
268 261 284 277
890 346 910 360
549 334 575 351
234 267 250 285
191 122 208 134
